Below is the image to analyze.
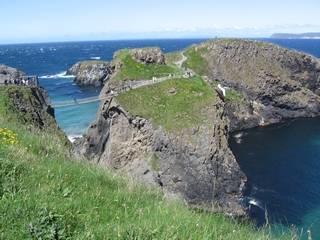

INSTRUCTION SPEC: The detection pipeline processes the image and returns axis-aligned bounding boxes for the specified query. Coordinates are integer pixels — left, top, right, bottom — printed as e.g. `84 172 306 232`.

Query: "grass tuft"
225 88 246 102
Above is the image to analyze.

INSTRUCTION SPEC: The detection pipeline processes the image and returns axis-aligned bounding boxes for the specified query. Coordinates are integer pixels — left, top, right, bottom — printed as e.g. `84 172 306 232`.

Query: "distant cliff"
183 39 320 130
271 32 320 39
67 48 167 87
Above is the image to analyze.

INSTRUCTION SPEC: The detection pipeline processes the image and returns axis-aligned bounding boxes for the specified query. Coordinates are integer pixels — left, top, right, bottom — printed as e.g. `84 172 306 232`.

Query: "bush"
28 207 77 240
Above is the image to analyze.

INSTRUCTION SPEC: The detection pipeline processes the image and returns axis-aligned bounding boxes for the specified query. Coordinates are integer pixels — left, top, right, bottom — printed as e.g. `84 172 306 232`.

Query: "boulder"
132 47 166 65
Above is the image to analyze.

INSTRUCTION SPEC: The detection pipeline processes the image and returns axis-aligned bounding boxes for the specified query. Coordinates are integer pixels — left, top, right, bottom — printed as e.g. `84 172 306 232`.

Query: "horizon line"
0 36 274 46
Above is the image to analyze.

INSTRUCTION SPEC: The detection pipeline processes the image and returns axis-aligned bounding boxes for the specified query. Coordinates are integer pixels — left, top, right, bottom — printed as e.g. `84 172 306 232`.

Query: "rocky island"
73 39 320 217
67 60 116 87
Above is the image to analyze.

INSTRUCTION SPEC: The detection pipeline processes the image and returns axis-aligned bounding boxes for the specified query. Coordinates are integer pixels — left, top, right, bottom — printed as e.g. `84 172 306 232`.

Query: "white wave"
248 198 265 210
234 132 244 144
39 71 75 79
68 135 82 143
90 56 101 60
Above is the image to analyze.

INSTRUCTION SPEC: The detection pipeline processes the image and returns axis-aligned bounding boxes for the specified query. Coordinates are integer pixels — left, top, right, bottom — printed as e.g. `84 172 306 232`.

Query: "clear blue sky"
1 0 320 43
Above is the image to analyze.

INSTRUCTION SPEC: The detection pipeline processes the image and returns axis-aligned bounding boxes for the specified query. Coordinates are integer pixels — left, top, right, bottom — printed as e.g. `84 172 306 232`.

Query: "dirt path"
175 51 188 68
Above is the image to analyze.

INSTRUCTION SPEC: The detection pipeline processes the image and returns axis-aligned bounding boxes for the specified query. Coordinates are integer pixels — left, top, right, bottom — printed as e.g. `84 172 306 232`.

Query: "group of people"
3 77 37 87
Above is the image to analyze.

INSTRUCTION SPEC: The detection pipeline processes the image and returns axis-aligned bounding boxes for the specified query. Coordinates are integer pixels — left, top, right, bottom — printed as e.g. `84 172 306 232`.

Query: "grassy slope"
225 88 247 103
183 47 209 75
116 76 216 132
76 60 109 69
165 52 183 67
0 86 282 239
112 49 181 81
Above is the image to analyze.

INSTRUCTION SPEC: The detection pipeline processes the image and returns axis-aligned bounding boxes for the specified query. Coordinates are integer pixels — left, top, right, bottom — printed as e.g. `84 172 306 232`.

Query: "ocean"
1 38 320 239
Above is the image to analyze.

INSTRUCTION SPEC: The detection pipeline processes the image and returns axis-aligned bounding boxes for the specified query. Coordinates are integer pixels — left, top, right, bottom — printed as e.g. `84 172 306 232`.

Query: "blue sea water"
1 38 320 238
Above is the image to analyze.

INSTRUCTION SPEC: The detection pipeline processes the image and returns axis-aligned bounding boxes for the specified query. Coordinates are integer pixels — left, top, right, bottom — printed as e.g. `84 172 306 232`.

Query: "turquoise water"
1 39 320 238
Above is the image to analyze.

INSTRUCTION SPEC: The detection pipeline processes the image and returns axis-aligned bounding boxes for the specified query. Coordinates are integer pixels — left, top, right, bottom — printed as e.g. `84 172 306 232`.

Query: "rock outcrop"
4 85 56 129
0 64 25 84
74 94 246 216
191 39 320 130
132 47 165 65
67 61 115 87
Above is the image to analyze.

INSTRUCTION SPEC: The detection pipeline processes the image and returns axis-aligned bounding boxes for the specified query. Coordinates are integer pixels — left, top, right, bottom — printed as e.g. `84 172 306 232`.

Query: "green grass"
112 50 180 81
0 86 57 130
165 51 183 66
183 47 209 75
0 85 286 239
225 88 246 103
148 154 160 172
116 76 216 132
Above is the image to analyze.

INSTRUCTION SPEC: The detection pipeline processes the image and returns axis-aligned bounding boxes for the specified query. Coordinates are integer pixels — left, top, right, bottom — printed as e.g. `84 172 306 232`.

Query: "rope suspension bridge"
51 66 195 109
51 74 192 109
52 96 108 108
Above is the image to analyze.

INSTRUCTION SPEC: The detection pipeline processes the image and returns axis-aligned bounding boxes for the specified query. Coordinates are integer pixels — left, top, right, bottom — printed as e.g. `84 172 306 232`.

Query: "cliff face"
67 61 115 87
74 48 247 216
75 93 246 216
4 85 57 130
187 39 320 130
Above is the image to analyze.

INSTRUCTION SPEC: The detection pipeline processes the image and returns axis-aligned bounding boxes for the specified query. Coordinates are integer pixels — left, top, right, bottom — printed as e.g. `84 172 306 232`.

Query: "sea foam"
39 71 75 79
68 135 82 143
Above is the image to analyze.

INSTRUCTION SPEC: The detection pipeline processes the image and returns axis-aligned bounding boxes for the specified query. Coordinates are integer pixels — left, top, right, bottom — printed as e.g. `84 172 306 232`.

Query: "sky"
1 0 320 43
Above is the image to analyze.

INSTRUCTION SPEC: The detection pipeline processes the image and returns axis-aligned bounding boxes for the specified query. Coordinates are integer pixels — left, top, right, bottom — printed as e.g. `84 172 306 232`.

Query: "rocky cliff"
132 47 166 65
67 61 115 87
185 39 320 130
74 48 247 216
75 95 246 216
5 86 57 129
0 64 58 131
